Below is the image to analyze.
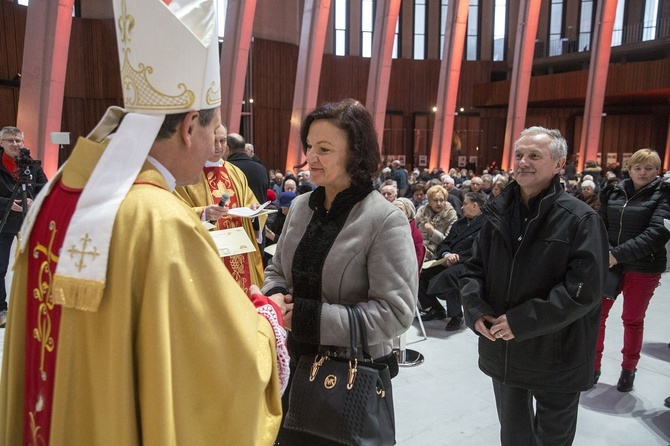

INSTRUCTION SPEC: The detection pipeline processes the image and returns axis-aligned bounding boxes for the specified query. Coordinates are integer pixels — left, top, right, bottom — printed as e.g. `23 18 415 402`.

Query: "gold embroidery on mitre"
206 81 221 106
117 0 196 110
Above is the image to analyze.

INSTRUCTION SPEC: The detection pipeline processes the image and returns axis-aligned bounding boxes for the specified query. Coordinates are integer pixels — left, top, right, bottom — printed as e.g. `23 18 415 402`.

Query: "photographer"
0 126 47 327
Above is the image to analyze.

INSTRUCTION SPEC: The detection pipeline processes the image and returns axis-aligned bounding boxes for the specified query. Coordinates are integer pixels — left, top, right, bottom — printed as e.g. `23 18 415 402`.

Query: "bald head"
226 133 246 153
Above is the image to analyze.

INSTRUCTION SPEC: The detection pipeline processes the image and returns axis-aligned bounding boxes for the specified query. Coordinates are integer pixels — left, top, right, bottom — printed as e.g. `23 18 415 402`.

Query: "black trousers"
492 378 581 446
418 264 464 317
0 232 15 311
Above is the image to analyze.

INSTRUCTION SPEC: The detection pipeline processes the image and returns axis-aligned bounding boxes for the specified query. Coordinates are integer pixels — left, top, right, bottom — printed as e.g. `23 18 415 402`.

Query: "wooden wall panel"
251 39 298 171
0 87 18 127
0 1 26 82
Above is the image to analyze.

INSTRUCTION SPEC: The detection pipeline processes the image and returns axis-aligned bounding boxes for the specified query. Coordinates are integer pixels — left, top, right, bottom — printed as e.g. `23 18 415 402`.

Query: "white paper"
665 218 670 231
208 227 256 258
227 200 273 218
264 244 277 257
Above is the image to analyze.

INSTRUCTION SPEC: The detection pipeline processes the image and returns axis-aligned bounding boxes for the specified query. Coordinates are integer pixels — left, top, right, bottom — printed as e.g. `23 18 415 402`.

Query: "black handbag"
283 305 396 445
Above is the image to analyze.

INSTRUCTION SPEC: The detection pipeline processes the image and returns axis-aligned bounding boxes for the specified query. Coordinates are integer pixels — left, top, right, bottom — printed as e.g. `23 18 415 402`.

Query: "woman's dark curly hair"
299 98 381 187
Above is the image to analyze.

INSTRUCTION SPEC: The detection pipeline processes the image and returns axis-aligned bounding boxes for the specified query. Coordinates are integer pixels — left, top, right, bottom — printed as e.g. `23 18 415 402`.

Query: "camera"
15 148 41 169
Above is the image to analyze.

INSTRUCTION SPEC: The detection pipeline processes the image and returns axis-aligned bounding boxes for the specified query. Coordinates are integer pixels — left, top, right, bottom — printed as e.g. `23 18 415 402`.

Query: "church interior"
1 0 669 444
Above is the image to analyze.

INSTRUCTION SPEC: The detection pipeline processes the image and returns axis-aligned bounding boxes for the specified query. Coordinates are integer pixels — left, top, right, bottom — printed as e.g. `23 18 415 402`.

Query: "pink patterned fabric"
257 304 291 394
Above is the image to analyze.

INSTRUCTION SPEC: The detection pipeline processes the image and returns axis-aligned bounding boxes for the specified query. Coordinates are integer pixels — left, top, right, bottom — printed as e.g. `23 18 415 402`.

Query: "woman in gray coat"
263 99 417 445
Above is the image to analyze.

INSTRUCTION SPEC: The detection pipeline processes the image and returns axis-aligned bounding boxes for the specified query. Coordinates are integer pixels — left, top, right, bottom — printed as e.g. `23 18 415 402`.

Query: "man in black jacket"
460 127 608 446
417 192 485 331
0 127 48 327
226 133 268 204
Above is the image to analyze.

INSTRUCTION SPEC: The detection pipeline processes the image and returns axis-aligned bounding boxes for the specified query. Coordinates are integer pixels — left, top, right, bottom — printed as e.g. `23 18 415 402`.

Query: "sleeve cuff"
249 293 284 327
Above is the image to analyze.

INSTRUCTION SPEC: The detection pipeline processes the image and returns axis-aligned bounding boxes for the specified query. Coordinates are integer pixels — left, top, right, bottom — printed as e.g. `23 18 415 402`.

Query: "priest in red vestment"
174 124 264 291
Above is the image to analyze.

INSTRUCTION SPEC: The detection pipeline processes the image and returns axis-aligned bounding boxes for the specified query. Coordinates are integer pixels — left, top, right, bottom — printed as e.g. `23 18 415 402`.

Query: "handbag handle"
351 305 373 361
346 306 359 360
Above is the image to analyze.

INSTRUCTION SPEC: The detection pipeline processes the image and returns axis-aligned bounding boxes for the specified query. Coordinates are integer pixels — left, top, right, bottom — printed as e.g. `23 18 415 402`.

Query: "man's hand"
265 227 276 241
489 314 515 341
443 253 459 267
204 204 228 221
11 200 22 212
475 315 497 341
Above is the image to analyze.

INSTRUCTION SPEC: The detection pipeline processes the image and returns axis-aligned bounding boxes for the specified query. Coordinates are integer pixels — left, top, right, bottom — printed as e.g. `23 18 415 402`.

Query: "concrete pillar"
16 0 75 177
286 0 331 172
366 0 401 148
577 0 618 171
430 0 470 171
500 0 542 171
220 0 257 134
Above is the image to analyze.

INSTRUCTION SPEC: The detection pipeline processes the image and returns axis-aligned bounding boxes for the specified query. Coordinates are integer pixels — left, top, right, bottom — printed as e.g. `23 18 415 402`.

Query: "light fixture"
432 106 437 113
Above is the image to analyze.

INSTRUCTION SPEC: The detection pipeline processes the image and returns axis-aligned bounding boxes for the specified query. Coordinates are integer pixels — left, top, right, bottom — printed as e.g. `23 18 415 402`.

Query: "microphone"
209 193 230 225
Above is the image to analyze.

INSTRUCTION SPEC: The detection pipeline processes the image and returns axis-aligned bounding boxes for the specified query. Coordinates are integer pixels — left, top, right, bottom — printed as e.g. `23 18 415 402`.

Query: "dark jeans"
0 232 15 311
418 264 464 317
492 379 580 446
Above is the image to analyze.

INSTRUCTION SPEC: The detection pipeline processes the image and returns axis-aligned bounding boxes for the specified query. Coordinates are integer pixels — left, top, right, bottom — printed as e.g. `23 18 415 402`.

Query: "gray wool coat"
262 190 418 359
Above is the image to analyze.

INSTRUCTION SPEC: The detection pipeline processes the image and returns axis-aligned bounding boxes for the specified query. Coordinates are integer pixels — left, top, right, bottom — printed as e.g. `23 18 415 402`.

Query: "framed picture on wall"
418 155 427 166
622 153 633 166
458 156 467 167
397 155 406 165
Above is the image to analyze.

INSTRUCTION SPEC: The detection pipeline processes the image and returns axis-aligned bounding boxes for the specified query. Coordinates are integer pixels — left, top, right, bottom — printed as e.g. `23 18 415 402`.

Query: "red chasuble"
203 164 253 292
23 180 80 444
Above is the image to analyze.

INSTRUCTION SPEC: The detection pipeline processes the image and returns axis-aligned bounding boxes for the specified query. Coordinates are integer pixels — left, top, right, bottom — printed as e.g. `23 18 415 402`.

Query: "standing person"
174 124 264 291
594 148 670 391
263 99 417 445
460 127 608 446
0 126 47 327
0 1 289 444
390 160 409 197
227 133 269 204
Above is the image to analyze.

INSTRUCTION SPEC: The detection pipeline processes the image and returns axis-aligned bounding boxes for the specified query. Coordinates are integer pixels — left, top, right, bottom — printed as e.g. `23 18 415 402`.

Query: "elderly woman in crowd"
416 185 458 259
594 148 670 392
491 179 506 198
263 99 417 445
577 179 600 211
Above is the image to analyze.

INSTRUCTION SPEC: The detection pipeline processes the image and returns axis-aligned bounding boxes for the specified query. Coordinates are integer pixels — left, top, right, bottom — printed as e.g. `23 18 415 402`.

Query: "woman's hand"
265 227 276 241
424 221 434 236
609 252 618 268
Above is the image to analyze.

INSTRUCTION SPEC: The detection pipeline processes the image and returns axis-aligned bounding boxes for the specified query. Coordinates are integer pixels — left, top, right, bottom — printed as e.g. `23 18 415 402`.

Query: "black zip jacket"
0 151 48 234
460 175 608 392
599 176 670 274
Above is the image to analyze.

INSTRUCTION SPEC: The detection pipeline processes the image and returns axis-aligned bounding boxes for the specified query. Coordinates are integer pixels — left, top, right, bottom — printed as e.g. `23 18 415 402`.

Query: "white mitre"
20 0 221 311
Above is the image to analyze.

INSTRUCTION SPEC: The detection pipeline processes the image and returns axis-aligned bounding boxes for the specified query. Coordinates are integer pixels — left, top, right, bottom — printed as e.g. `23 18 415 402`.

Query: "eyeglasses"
2 138 23 144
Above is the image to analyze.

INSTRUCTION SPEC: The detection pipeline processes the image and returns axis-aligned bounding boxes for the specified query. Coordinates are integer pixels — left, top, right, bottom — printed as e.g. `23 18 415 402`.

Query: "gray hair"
393 197 416 220
580 180 596 189
516 126 567 160
0 126 22 139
